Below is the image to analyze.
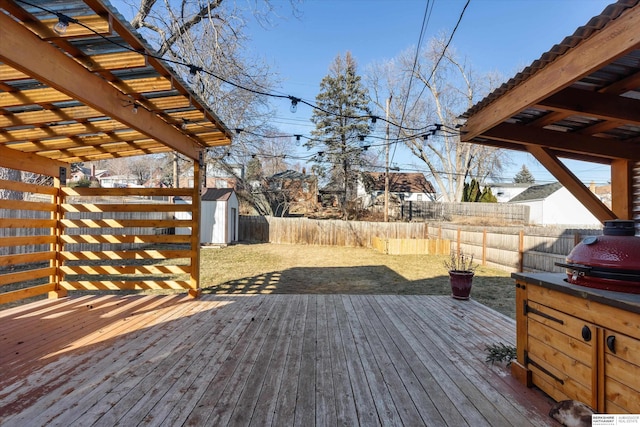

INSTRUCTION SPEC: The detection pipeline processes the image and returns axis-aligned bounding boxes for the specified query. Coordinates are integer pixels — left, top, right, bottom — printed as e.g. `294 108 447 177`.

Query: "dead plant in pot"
444 252 478 300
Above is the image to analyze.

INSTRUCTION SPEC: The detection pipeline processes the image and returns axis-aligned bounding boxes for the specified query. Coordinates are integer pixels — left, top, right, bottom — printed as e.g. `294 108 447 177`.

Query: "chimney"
91 164 96 178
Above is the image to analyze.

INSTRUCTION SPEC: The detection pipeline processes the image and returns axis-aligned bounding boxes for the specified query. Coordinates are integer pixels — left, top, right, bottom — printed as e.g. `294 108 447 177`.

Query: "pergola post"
611 159 634 220
49 168 68 299
188 156 203 298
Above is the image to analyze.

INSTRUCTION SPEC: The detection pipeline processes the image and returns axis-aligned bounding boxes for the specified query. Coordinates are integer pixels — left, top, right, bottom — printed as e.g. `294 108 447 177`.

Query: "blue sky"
241 0 614 184
113 0 614 184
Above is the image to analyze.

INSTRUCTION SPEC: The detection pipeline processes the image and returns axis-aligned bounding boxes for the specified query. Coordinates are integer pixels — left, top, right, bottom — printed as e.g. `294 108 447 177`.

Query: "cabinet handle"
606 335 616 354
581 325 592 342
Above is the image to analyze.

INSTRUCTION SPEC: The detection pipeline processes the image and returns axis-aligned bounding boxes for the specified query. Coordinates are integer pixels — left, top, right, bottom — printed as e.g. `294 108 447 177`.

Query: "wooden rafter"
461 4 640 141
482 123 640 160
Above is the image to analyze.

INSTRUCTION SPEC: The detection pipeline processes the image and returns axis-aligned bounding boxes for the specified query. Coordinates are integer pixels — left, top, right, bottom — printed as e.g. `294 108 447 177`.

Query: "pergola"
460 0 640 224
0 0 233 305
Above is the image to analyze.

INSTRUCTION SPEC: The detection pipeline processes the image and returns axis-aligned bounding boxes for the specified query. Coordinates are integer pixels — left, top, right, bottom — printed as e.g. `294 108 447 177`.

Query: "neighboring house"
174 188 239 245
69 165 110 183
179 163 244 189
264 170 319 215
99 174 140 188
487 182 533 203
508 182 601 225
358 172 437 207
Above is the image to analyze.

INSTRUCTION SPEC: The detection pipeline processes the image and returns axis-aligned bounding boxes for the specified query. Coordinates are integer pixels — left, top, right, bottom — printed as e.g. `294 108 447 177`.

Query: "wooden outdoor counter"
511 273 640 414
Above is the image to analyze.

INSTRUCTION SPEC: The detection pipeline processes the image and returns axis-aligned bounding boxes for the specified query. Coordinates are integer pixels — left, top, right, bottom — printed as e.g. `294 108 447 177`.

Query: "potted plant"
444 252 478 300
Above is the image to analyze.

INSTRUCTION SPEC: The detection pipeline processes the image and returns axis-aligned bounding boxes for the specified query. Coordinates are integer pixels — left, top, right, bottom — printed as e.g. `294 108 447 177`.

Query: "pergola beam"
0 145 67 177
0 11 202 161
527 146 616 223
537 87 640 125
482 123 640 161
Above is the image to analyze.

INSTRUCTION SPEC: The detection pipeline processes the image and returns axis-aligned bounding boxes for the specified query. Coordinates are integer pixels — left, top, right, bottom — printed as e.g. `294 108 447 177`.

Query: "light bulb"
53 17 70 35
131 104 138 114
187 66 200 85
289 97 299 113
370 116 378 131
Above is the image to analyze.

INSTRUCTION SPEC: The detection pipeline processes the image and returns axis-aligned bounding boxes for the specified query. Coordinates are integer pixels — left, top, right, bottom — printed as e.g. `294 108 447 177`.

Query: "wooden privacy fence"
240 216 431 247
239 216 602 273
0 178 202 306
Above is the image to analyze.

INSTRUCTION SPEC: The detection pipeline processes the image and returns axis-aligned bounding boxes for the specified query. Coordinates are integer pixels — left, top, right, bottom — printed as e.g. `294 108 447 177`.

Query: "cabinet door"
526 300 596 407
601 330 640 413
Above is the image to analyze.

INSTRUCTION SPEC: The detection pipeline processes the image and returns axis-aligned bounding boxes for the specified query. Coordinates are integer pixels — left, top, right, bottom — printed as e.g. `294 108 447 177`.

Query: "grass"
199 243 516 319
1 243 517 319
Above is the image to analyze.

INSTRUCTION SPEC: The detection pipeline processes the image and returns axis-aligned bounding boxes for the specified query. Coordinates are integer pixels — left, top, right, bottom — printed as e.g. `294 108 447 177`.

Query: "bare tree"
125 0 301 211
367 34 507 202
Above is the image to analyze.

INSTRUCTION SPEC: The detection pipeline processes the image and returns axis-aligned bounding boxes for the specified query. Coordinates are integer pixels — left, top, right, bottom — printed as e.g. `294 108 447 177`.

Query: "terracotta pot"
449 270 474 300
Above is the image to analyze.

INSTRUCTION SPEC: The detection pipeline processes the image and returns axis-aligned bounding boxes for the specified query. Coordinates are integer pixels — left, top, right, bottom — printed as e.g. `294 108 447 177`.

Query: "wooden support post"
188 157 202 298
518 230 524 273
48 170 67 299
611 159 633 220
512 280 532 386
482 229 487 266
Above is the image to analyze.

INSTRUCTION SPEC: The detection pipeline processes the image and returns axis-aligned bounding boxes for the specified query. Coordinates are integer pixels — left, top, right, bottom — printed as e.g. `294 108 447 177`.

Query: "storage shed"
201 188 239 245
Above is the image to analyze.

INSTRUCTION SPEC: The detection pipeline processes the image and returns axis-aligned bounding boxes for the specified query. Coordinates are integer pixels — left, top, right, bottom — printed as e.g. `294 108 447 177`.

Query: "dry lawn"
1 243 517 319
200 243 516 319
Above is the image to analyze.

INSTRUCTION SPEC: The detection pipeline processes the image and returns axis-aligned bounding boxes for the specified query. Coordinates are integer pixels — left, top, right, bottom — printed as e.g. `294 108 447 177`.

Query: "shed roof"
0 0 233 166
508 182 563 203
460 0 640 222
363 172 436 194
202 187 235 202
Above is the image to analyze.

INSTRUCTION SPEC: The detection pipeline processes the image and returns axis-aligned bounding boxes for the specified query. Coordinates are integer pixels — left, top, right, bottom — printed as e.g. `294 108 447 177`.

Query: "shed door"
231 208 237 241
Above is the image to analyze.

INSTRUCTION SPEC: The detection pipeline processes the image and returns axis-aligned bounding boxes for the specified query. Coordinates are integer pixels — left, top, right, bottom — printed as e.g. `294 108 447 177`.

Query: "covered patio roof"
460 0 640 223
1 0 233 172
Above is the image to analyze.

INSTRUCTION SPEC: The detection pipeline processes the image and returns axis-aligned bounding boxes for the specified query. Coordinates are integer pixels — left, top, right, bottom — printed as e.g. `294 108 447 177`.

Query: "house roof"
364 172 436 194
459 0 640 222
268 170 315 181
202 187 235 202
509 182 563 203
0 0 233 168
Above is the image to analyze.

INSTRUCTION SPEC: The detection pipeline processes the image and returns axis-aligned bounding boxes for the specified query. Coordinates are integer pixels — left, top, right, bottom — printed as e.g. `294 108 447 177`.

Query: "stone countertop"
512 272 640 314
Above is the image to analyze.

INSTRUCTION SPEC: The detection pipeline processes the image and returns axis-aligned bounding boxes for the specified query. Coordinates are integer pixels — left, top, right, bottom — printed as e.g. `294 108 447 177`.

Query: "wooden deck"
0 294 557 426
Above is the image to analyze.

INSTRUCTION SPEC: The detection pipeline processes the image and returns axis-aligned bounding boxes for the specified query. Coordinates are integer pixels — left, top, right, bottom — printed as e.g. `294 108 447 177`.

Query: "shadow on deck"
0 294 557 426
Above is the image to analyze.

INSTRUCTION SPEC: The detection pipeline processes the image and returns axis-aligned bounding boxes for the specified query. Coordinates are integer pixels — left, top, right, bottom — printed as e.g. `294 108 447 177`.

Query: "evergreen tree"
462 179 481 202
513 165 535 183
462 179 497 202
306 52 372 215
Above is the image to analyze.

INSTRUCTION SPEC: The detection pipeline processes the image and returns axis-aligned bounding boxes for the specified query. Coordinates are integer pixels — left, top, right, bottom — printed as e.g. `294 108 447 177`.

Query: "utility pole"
384 96 392 222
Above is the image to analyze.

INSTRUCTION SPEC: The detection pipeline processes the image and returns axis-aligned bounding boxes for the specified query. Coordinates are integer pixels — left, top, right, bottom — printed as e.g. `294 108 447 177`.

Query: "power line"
15 0 439 134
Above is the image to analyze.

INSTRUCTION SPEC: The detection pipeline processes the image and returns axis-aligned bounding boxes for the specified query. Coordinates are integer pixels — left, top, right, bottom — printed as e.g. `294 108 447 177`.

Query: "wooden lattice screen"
0 164 203 306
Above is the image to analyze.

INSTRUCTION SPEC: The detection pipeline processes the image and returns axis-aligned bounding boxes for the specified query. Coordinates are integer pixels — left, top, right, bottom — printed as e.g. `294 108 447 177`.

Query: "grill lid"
555 220 640 293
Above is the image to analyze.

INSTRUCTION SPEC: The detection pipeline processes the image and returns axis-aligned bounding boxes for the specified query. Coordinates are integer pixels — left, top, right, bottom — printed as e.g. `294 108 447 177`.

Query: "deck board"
0 294 558 426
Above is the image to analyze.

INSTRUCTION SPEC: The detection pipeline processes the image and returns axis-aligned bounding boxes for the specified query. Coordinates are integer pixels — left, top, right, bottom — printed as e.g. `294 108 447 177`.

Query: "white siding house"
509 182 601 225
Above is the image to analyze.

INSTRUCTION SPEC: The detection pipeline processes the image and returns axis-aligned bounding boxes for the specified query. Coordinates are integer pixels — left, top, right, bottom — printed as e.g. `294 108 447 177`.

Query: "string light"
53 14 71 35
17 0 465 162
289 97 299 113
